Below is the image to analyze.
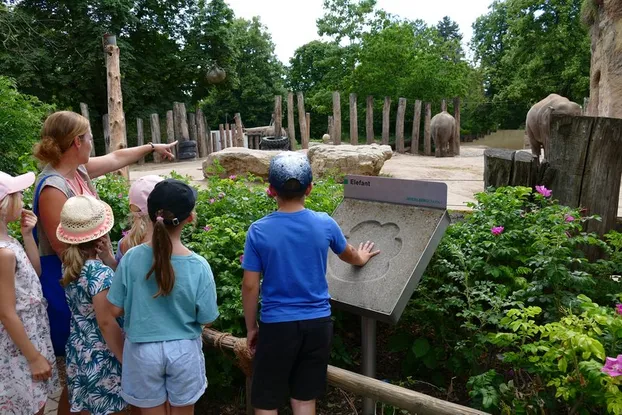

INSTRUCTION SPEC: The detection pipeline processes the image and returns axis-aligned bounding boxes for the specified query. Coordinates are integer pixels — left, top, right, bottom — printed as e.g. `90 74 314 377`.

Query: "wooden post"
453 97 461 156
219 124 225 151
484 149 538 189
349 93 358 145
80 103 95 156
150 114 161 163
297 92 309 149
544 114 622 238
173 102 190 143
441 99 447 112
136 118 144 165
411 100 422 155
104 34 128 178
395 98 407 153
328 116 334 142
332 91 341 145
204 115 212 154
287 92 296 149
188 112 198 143
225 123 231 148
382 97 391 145
102 114 110 154
235 113 244 147
366 96 374 144
424 103 432 156
196 111 205 157
305 113 310 143
166 110 176 158
274 95 283 139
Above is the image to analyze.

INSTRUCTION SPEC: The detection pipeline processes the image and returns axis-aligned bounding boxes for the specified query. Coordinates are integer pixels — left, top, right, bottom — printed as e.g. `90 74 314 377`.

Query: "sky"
225 0 494 64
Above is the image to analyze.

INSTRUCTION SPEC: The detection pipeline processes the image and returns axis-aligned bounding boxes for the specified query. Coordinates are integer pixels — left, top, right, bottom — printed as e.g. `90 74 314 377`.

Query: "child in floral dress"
56 195 127 415
0 171 59 415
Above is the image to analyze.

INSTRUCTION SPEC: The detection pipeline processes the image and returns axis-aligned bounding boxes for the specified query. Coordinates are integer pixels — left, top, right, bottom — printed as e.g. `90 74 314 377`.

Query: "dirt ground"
130 131 622 216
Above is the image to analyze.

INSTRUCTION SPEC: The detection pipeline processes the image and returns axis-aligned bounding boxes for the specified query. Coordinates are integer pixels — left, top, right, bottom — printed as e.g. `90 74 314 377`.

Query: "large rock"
307 144 393 178
203 147 283 179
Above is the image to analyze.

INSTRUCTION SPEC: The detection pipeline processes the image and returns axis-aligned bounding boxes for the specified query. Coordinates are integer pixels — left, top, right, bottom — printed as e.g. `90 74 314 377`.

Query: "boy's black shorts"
251 316 333 410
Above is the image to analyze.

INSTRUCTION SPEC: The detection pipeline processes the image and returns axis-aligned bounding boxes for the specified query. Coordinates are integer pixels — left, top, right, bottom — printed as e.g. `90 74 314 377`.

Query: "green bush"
0 76 54 175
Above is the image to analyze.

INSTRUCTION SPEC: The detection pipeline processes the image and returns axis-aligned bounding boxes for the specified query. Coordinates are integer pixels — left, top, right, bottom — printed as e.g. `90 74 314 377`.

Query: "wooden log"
104 36 128 178
328 116 334 142
150 114 161 163
102 114 110 154
254 135 260 150
395 97 407 153
366 96 374 144
166 110 176 158
350 93 358 145
484 149 538 188
235 113 244 147
287 92 297 149
195 111 205 157
274 95 282 139
188 112 198 144
411 100 422 155
547 114 622 237
219 124 225 151
173 102 190 143
441 99 447 112
424 103 432 156
297 92 309 149
332 91 341 145
305 113 310 144
136 118 144 165
204 116 212 154
382 97 391 145
202 328 489 415
80 103 95 157
453 97 461 156
512 151 539 187
226 123 232 148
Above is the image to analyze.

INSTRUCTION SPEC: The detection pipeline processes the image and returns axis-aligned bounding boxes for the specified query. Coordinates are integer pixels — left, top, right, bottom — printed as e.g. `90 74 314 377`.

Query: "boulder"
307 144 393 178
203 148 283 179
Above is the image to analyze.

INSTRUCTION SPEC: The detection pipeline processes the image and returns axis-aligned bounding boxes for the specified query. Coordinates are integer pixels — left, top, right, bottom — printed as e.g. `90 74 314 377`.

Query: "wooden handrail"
202 328 489 415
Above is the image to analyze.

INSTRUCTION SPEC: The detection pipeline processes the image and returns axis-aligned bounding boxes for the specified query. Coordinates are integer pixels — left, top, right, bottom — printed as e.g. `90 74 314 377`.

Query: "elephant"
525 93 582 161
430 111 457 157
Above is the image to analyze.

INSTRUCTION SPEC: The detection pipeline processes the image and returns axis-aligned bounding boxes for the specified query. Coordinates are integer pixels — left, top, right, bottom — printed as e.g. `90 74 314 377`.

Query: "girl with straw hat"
56 196 126 415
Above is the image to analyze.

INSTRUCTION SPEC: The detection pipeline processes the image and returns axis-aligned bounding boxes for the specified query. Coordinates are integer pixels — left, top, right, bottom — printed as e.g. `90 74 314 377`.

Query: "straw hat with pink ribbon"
56 196 115 244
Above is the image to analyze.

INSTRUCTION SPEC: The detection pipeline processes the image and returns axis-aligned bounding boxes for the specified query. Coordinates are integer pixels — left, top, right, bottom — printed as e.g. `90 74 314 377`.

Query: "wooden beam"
350 93 358 145
382 97 391 145
136 118 144 165
188 112 198 143
196 109 206 157
287 92 296 149
150 114 161 163
274 95 282 139
332 91 341 145
297 92 308 149
166 110 176 158
80 103 95 157
202 329 489 415
453 97 461 156
219 124 225 151
366 96 374 144
305 113 310 144
411 100 422 155
396 97 407 153
102 114 110 154
424 103 432 156
234 113 244 147
104 35 128 178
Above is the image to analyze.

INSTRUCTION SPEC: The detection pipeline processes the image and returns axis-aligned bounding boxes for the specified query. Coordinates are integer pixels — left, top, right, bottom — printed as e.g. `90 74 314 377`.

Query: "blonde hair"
60 241 97 287
0 194 21 222
33 111 90 166
126 213 150 250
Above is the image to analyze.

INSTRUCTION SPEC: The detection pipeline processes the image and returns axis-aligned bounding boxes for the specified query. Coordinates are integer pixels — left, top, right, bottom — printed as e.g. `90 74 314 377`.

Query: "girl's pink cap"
0 171 35 202
129 175 164 216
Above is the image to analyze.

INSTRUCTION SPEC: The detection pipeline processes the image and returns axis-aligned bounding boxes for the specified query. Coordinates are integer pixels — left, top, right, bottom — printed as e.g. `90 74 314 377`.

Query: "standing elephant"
430 111 456 157
525 93 582 161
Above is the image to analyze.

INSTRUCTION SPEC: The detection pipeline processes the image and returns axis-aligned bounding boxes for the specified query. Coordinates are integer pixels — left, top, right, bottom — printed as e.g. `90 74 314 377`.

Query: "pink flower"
218 192 225 199
209 198 215 204
239 254 244 263
616 304 622 316
535 185 552 198
565 214 575 222
229 175 237 180
602 355 622 377
491 226 504 236
203 225 212 232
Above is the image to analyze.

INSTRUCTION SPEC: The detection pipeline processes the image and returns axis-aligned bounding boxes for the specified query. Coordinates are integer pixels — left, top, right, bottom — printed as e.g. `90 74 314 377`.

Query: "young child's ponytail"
61 242 94 287
146 210 176 298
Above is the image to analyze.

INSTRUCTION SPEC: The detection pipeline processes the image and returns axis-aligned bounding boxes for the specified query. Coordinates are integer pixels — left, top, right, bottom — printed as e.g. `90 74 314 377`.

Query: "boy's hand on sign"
247 327 258 355
357 241 380 265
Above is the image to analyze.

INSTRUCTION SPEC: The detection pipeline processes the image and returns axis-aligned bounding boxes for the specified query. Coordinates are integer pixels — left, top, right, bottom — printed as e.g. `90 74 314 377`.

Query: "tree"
436 16 463 61
316 0 377 43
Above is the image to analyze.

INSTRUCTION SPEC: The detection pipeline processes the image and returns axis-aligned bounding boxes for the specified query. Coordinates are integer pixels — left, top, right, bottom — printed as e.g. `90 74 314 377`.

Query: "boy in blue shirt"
242 153 379 414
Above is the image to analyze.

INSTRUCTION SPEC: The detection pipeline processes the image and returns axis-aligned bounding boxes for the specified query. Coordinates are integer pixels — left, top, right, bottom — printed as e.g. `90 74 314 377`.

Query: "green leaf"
558 357 568 373
412 338 431 358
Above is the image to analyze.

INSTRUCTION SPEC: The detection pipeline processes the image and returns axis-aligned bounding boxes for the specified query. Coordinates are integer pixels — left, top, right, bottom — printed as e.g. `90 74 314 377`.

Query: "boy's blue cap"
268 152 313 192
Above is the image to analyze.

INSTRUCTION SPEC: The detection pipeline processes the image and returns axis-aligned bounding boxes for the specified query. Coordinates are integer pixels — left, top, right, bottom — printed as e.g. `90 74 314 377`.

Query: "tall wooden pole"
274 96 283 139
234 113 244 147
382 97 391 145
453 97 461 156
366 96 374 144
102 114 110 154
150 114 161 163
305 113 311 144
104 34 128 178
395 98 406 153
80 103 95 157
411 100 422 155
297 92 308 149
332 92 342 145
166 110 176 158
287 92 296 149
136 118 144 165
424 103 432 156
349 93 358 145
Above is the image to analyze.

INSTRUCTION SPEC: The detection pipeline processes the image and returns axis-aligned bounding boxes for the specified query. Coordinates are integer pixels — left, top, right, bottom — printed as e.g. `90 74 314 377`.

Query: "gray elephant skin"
430 111 456 157
525 93 581 161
